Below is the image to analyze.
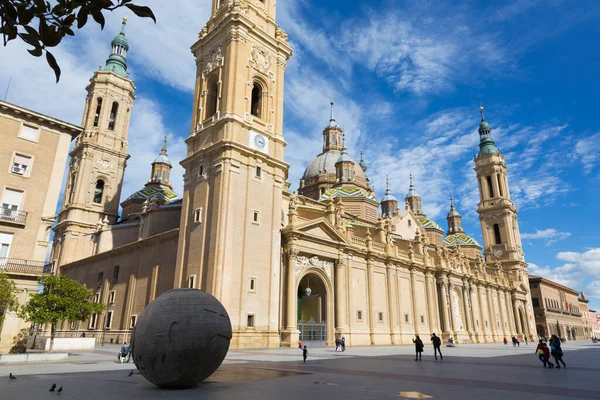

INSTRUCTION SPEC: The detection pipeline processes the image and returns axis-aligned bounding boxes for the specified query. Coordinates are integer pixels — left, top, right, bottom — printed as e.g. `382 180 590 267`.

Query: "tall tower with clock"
474 106 536 339
173 0 292 347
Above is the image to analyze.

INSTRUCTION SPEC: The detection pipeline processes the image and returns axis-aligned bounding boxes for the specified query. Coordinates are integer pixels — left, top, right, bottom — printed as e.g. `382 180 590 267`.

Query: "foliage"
9 328 28 353
0 0 156 82
0 271 19 325
19 275 104 348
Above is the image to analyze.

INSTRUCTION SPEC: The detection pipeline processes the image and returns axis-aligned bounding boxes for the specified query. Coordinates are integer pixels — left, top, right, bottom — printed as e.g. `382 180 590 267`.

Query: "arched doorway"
297 273 329 346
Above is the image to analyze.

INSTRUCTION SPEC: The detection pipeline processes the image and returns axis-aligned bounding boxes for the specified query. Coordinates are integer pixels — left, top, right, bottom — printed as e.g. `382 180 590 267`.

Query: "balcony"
0 208 28 225
0 258 52 276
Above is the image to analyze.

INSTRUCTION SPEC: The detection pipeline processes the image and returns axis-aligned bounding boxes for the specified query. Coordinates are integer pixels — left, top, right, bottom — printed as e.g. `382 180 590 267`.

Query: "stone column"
512 295 523 337
470 283 482 342
486 285 498 340
386 262 399 344
478 285 488 340
282 251 299 347
366 258 375 345
462 280 473 340
505 291 516 335
425 271 438 334
495 289 507 338
448 281 458 337
438 276 451 337
522 300 533 340
335 259 347 334
410 267 419 335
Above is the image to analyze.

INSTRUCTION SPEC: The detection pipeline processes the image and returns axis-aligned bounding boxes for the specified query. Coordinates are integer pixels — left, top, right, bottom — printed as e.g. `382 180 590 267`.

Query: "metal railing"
0 258 50 275
298 322 327 344
0 208 28 224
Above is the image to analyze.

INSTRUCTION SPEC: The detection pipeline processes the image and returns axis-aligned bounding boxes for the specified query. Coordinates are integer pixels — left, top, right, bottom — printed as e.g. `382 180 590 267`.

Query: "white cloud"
556 248 600 277
521 229 571 246
527 262 583 290
575 132 600 174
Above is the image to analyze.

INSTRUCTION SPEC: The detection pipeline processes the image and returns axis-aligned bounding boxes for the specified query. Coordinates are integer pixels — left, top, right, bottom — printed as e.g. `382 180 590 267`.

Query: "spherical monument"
131 289 232 388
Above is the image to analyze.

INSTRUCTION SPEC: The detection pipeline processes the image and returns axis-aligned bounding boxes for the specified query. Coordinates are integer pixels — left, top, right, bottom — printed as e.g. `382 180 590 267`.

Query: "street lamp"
101 298 115 347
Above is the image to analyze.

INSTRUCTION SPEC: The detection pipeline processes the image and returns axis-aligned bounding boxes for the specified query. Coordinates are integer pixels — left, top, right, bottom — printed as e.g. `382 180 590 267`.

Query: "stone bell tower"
174 0 293 347
52 18 135 269
474 105 535 339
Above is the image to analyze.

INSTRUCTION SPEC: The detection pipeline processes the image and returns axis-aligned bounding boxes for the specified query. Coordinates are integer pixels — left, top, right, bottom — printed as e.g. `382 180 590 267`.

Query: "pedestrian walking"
503 337 507 345
431 333 443 360
413 335 424 361
524 336 528 345
341 336 346 352
535 340 554 368
303 345 308 363
335 338 340 352
549 335 566 368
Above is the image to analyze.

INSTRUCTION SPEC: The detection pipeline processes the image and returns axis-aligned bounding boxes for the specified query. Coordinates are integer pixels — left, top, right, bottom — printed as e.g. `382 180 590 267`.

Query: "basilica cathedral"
52 0 537 347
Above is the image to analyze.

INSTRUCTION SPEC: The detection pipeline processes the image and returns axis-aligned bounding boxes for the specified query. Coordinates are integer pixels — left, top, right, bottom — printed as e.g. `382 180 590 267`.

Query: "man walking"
431 333 443 360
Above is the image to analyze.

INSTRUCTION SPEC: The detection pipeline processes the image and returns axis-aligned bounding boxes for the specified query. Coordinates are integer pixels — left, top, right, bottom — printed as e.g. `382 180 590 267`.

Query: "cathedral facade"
53 0 537 347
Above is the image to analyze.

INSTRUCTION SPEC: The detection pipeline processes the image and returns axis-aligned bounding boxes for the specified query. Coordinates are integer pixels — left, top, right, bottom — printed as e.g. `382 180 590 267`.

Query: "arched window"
93 98 103 127
93 180 105 204
251 83 262 118
493 224 501 245
108 102 119 130
206 81 218 119
486 175 494 198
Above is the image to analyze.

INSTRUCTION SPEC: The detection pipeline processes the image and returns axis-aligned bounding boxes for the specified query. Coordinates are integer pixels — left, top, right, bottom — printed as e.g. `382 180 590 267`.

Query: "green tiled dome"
444 233 482 248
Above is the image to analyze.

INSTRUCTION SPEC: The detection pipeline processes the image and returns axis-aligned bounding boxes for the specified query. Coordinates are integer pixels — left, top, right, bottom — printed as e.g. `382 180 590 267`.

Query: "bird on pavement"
57 386 63 394
9 373 17 380
127 370 134 377
49 383 57 392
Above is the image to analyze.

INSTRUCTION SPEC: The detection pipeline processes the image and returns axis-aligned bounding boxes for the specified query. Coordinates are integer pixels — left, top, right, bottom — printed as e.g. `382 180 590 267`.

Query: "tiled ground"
1 341 599 399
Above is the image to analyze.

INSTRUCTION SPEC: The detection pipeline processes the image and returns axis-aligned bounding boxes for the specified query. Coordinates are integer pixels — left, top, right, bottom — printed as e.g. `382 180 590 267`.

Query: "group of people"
335 336 346 352
118 342 132 363
504 336 528 346
535 335 567 369
413 333 444 361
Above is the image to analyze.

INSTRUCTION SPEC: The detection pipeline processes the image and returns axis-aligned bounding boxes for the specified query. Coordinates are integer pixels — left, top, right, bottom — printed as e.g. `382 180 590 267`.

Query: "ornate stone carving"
451 289 464 331
288 191 299 212
250 45 274 78
276 28 289 42
295 255 333 277
203 47 223 78
96 158 113 173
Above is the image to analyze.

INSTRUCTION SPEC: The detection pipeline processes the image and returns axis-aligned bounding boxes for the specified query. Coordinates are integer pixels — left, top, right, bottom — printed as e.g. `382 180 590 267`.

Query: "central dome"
302 150 367 181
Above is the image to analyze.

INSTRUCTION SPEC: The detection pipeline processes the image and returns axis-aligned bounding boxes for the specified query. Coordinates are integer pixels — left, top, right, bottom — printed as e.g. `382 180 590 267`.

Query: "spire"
153 136 171 166
328 101 338 128
406 174 420 199
359 149 368 172
447 194 460 217
477 104 498 156
446 194 463 234
103 17 130 78
381 175 398 217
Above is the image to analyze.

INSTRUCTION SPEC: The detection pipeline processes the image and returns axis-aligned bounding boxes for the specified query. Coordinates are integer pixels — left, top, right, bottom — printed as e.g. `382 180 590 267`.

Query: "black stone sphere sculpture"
131 288 232 388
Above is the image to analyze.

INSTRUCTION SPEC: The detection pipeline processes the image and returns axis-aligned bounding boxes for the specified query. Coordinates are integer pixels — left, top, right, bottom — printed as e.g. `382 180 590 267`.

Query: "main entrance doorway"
297 273 327 347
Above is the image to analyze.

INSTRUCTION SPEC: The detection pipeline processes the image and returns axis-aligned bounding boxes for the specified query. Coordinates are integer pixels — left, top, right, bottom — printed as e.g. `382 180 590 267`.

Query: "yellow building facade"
51 0 538 347
0 101 80 352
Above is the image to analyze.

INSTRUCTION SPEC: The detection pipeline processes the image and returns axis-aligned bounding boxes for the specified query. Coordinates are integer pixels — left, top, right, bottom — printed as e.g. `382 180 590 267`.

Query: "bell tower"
474 105 535 339
174 0 292 347
52 18 135 268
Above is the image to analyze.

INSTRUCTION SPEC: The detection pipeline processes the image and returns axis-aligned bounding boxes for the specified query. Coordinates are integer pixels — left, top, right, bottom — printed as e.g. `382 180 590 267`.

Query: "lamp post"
101 298 115 346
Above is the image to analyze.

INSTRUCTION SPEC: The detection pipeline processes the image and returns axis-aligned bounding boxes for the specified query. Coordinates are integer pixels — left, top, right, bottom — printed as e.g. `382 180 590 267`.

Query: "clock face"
254 134 266 150
494 249 504 258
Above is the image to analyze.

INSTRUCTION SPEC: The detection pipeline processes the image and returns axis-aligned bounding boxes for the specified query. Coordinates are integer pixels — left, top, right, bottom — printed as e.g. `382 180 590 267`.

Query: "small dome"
479 120 491 133
153 153 171 166
126 186 179 203
302 151 366 181
382 192 397 202
336 150 354 164
444 233 481 248
320 187 377 202
111 19 129 51
417 216 444 232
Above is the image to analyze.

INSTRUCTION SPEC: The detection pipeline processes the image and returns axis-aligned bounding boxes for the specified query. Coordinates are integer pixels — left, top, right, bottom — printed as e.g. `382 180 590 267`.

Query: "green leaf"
91 9 106 30
125 4 156 23
76 8 89 29
28 47 43 57
46 50 61 83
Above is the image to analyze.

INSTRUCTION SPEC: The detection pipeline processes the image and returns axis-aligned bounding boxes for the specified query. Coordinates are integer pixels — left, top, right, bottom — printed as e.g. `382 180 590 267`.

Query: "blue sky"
1 0 599 308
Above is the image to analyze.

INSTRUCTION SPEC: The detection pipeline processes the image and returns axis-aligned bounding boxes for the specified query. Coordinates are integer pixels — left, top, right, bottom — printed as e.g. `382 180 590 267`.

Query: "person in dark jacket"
431 333 443 360
549 335 566 368
413 335 424 361
535 340 554 368
303 345 308 363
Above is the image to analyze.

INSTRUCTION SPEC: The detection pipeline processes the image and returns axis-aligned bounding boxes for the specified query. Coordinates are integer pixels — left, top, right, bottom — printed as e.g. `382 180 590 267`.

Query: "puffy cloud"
521 229 571 246
556 248 600 276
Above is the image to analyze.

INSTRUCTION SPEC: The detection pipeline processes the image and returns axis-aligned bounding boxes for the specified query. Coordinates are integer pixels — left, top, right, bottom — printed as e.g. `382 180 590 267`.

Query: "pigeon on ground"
9 373 16 380
57 386 63 394
127 370 134 377
49 383 57 392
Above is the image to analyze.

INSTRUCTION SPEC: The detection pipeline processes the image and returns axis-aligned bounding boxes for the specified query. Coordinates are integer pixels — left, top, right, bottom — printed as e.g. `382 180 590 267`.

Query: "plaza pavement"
1 340 599 399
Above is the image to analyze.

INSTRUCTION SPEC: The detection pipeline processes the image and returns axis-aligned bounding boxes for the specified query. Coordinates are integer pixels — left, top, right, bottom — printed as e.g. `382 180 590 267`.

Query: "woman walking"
413 335 424 361
549 335 567 368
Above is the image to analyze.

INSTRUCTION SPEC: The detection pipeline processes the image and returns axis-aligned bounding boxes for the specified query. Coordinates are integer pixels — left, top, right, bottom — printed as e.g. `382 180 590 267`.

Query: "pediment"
285 217 348 244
